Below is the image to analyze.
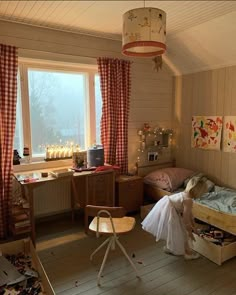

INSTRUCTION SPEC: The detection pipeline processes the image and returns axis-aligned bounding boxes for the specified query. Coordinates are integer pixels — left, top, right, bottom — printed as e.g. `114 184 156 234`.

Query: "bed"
142 184 236 236
139 166 236 233
139 166 236 264
193 189 236 236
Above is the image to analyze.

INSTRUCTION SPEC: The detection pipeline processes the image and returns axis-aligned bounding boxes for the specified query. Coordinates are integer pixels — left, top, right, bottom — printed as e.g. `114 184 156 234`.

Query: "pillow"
144 167 195 192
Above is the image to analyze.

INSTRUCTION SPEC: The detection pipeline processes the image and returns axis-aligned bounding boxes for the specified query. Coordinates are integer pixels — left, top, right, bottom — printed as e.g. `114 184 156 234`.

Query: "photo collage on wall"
191 116 236 152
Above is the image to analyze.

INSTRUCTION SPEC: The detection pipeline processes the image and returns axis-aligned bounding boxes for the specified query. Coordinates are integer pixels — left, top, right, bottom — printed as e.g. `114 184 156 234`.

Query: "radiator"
33 179 71 217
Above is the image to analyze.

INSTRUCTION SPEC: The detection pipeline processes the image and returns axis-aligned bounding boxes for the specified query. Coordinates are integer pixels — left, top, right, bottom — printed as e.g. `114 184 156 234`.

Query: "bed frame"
136 160 175 177
192 202 236 235
137 162 236 234
142 184 236 235
139 166 236 264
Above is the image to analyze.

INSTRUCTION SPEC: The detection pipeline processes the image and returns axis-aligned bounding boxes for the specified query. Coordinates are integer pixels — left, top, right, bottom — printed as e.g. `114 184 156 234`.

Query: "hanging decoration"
191 116 223 150
122 6 166 57
153 56 163 71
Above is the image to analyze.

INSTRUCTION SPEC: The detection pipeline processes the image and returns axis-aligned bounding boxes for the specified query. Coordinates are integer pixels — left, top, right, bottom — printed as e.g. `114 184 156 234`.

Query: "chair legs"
90 236 139 286
115 238 139 276
97 239 113 286
90 237 110 261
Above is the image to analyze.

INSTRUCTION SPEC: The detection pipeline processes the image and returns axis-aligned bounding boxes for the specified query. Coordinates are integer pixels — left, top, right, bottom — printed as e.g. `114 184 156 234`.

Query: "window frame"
17 57 99 163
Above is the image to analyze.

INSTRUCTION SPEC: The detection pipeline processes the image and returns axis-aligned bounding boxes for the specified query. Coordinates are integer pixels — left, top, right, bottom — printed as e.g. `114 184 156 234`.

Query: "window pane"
14 74 23 155
28 69 87 155
95 74 102 145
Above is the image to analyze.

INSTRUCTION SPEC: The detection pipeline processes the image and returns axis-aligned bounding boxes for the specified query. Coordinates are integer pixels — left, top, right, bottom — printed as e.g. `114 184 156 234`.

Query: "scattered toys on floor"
0 252 42 295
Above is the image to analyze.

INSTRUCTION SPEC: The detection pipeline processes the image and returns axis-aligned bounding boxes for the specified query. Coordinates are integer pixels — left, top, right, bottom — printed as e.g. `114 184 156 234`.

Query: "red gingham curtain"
97 57 131 174
0 44 18 239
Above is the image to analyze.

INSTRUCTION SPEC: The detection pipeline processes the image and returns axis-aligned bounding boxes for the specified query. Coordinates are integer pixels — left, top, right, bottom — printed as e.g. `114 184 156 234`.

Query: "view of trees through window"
14 63 102 159
28 70 86 155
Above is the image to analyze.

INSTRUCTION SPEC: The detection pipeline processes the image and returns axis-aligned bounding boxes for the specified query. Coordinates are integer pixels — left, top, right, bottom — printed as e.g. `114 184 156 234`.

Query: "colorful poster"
223 116 236 152
191 116 223 150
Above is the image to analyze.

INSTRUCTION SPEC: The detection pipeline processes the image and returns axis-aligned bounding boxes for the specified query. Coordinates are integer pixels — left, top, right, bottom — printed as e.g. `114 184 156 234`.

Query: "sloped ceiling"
166 10 236 75
0 1 236 75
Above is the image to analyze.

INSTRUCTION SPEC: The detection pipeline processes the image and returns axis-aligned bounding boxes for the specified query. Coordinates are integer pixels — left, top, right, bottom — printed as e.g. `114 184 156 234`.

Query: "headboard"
136 160 175 177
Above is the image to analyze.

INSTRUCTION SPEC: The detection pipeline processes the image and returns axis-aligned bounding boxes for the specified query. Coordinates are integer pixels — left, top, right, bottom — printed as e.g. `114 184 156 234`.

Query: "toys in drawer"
193 221 236 265
196 226 236 246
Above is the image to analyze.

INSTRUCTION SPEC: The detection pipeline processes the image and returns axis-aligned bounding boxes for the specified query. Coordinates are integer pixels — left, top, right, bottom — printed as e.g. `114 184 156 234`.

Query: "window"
95 75 102 145
14 59 102 161
14 75 23 154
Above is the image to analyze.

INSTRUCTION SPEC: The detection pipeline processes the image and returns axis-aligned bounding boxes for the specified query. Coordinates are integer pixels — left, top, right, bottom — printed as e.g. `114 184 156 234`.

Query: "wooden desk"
15 169 115 246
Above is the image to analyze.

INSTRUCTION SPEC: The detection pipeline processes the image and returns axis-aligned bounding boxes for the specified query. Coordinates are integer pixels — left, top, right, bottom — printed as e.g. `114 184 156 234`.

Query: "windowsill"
13 159 73 173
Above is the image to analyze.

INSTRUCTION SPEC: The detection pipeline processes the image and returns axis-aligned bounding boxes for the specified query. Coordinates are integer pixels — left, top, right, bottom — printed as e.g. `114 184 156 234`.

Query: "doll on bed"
142 176 208 260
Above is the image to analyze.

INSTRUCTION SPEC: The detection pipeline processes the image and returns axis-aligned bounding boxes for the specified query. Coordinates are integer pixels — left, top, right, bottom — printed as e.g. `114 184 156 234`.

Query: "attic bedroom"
0 1 236 294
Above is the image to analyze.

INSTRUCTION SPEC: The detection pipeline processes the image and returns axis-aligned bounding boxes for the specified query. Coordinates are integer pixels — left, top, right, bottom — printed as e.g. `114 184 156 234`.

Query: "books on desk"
51 168 74 178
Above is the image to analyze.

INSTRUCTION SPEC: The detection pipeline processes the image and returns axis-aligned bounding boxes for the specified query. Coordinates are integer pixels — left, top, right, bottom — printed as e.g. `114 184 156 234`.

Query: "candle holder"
44 144 79 161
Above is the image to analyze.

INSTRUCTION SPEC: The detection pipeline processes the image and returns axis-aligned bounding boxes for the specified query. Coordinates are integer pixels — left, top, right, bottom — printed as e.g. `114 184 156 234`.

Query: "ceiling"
0 1 236 74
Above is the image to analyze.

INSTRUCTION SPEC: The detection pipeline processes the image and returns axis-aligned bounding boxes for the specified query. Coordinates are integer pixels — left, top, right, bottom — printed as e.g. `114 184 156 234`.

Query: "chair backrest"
85 205 126 233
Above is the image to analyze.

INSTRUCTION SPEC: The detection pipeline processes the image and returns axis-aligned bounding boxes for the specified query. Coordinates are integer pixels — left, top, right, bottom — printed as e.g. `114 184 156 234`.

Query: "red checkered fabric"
97 57 131 174
0 44 18 239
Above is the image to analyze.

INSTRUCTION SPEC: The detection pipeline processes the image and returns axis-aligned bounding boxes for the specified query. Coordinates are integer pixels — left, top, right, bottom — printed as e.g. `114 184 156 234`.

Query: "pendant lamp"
122 7 166 57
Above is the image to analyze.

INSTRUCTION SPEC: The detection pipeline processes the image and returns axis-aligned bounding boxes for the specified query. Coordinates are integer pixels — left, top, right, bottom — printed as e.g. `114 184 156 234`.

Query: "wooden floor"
36 214 236 295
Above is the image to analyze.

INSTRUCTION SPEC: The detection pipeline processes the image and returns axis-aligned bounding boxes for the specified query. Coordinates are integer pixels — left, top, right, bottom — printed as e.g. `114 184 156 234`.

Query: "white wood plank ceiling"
0 1 236 74
0 1 235 40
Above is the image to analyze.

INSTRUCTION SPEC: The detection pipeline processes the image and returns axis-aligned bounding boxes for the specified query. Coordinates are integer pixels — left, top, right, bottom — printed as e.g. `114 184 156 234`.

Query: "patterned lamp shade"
122 7 166 57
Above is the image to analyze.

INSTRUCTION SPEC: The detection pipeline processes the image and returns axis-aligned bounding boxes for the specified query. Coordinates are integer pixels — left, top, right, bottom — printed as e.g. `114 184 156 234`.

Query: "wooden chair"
86 205 140 286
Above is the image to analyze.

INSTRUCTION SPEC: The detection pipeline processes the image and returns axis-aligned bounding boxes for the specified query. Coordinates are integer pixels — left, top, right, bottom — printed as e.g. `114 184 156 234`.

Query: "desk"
14 169 115 246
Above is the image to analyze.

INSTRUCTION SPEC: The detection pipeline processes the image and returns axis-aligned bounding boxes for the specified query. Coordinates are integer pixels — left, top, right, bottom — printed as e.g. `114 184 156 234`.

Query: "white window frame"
16 57 99 167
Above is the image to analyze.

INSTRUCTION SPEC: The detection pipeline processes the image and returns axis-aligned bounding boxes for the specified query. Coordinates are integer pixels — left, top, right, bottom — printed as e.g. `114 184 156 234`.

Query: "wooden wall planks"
0 19 174 172
174 65 236 189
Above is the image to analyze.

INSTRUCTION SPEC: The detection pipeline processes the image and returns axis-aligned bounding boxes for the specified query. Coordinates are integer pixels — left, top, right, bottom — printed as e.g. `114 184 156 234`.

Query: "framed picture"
191 116 223 150
148 152 158 161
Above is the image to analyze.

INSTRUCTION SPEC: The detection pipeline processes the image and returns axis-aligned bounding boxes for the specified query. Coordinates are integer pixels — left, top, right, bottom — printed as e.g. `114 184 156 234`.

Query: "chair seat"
89 216 135 234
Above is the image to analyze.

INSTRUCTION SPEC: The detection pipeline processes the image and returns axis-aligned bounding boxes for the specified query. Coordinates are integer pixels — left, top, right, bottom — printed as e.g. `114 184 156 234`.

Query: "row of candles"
45 144 80 160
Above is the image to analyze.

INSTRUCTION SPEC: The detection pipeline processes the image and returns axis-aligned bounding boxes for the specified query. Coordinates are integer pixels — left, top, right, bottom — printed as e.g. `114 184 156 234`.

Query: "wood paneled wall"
0 20 174 172
174 66 236 188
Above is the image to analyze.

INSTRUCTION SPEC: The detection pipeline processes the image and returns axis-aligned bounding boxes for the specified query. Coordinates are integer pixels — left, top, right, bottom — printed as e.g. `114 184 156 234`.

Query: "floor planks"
36 215 236 295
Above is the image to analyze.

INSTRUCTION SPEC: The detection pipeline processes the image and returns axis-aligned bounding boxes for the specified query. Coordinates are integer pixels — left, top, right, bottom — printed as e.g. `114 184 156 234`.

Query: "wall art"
223 116 236 152
191 116 223 150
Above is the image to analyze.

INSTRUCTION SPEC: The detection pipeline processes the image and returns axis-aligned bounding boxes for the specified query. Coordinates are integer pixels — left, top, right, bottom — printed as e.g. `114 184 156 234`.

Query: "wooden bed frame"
192 202 236 235
142 184 236 235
